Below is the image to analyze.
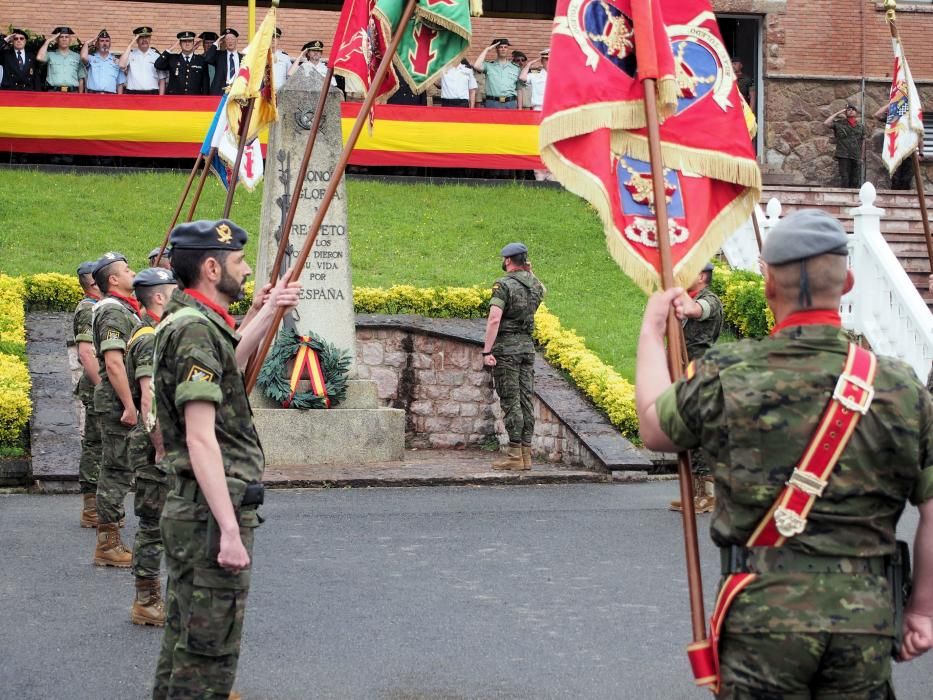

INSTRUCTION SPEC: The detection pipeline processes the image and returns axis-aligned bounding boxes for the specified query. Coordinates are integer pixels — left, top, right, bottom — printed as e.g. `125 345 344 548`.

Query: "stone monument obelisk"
252 68 404 466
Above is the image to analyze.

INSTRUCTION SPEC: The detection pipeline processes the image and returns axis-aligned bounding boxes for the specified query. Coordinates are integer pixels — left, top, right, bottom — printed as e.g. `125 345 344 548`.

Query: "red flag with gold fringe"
540 0 761 292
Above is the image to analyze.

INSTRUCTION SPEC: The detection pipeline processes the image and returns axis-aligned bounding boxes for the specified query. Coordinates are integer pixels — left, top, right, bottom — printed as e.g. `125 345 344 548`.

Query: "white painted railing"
842 183 933 381
722 184 933 381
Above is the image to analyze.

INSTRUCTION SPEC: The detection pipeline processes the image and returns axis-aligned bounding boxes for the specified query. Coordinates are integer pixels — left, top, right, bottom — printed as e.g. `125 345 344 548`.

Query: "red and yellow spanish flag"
540 0 761 293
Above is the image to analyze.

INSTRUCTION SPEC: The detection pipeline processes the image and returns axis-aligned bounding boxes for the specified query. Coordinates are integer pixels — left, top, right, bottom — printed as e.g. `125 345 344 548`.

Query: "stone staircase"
762 186 933 309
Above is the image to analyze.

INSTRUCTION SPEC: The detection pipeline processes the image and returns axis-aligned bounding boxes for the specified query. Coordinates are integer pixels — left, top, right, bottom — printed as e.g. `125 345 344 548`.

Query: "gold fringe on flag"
538 103 648 153
657 75 679 122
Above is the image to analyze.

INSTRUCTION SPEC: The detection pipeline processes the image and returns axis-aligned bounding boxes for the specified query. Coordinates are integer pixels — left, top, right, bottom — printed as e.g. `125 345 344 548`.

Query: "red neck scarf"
770 309 841 336
109 291 141 315
184 289 236 330
146 309 161 324
847 117 857 127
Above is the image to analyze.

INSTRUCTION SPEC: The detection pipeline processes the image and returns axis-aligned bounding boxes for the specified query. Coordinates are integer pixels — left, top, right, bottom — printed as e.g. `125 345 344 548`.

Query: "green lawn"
0 170 646 379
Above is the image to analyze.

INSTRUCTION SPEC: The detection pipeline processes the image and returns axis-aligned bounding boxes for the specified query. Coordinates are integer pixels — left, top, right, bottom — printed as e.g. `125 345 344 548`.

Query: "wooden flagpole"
751 210 764 252
266 65 335 287
642 81 707 640
222 97 257 219
152 152 203 268
884 0 933 265
244 0 420 393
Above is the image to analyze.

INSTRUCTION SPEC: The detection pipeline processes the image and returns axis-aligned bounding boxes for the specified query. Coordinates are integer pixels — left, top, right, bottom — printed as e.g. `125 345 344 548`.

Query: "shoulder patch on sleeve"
106 329 121 341
186 365 215 383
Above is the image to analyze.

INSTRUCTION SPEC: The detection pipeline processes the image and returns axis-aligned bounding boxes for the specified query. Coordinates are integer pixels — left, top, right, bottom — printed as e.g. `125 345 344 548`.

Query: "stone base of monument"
251 380 405 466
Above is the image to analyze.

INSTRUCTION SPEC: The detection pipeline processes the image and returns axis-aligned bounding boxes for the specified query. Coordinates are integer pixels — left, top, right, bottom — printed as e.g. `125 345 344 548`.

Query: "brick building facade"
4 0 933 187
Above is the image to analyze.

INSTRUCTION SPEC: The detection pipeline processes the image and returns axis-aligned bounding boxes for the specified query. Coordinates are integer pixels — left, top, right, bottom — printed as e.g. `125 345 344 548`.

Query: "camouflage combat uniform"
126 312 169 580
490 270 545 446
92 294 141 524
656 323 933 697
682 285 724 479
73 295 101 494
153 290 264 699
831 118 864 188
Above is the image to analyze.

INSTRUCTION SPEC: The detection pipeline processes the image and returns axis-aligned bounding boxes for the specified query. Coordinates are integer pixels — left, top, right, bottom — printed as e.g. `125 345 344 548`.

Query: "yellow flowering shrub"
0 352 31 444
24 273 83 311
709 262 774 338
0 275 26 357
533 305 639 439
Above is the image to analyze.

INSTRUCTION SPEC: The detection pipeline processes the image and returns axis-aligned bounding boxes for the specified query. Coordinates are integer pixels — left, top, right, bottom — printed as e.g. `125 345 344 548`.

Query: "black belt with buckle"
175 476 264 508
721 546 887 576
487 96 515 103
51 85 77 93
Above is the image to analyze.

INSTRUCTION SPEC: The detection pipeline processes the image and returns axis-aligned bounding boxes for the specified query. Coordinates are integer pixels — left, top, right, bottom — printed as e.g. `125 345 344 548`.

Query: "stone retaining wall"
355 327 604 470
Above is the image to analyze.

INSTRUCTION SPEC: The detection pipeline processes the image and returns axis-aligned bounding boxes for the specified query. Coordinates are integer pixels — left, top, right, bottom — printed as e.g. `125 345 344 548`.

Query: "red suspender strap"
688 343 877 694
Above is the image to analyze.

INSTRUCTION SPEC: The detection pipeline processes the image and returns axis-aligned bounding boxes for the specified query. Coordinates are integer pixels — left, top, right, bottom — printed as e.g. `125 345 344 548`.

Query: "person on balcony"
36 27 85 93
474 38 521 109
1 28 40 91
81 30 125 95
119 27 167 95
155 31 209 95
824 103 865 189
203 28 243 96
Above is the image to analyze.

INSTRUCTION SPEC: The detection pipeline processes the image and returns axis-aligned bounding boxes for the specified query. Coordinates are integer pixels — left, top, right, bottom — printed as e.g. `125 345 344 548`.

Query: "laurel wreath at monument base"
257 328 351 409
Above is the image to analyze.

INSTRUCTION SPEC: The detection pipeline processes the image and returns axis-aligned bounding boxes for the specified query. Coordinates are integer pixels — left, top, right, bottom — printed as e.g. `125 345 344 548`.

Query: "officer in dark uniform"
155 31 209 95
481 242 546 471
197 31 219 89
1 28 40 90
203 27 243 96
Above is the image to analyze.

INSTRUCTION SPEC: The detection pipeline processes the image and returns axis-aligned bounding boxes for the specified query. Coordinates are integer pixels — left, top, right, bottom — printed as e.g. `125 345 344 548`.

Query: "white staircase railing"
722 184 933 381
843 183 933 382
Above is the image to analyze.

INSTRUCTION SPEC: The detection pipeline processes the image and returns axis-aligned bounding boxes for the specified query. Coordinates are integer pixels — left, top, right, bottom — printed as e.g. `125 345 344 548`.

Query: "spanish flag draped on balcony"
225 4 278 145
332 0 475 101
539 0 761 292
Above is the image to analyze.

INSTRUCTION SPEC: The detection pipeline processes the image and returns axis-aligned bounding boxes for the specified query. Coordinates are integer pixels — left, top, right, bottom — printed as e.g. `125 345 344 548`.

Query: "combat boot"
80 493 98 528
131 577 165 627
492 444 525 471
521 446 533 470
669 475 709 513
93 522 132 567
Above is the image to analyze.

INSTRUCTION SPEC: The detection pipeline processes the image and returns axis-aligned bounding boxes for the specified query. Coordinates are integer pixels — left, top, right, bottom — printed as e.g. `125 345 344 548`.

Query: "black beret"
702 262 715 273
177 31 196 40
133 27 153 37
148 246 171 260
512 51 527 60
199 31 219 42
97 29 111 39
222 27 239 38
169 219 248 251
303 40 324 51
77 261 97 276
53 27 74 36
275 27 282 38
133 267 177 288
761 209 849 265
9 29 27 39
500 242 528 257
92 251 128 276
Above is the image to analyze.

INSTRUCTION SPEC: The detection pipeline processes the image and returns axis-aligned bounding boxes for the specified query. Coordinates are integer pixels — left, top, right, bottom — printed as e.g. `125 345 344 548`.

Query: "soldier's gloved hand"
641 287 684 338
899 612 933 661
218 528 250 572
120 405 138 427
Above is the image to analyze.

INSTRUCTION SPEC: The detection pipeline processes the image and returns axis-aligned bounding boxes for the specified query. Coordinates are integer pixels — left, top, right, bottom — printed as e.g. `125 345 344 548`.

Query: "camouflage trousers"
95 414 134 525
718 632 894 699
153 494 257 700
78 400 102 494
130 426 169 579
493 352 535 445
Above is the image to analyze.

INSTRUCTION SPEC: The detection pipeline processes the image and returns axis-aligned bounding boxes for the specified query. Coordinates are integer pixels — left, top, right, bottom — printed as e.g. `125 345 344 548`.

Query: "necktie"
228 52 235 81
185 55 190 65
17 51 24 68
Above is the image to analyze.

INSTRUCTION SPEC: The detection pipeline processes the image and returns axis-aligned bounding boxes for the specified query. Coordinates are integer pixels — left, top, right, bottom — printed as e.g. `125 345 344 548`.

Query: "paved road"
1 483 930 699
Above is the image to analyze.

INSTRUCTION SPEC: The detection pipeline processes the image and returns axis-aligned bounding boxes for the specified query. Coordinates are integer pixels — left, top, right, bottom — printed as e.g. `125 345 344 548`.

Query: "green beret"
500 242 528 257
77 261 96 276
761 209 849 265
169 219 248 251
92 251 127 276
133 267 177 288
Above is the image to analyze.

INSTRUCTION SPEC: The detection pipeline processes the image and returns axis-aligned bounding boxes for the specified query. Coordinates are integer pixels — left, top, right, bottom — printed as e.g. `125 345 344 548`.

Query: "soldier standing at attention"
74 261 103 527
823 103 865 188
90 252 140 567
126 268 177 627
669 261 724 514
482 243 545 471
152 220 300 699
636 209 933 696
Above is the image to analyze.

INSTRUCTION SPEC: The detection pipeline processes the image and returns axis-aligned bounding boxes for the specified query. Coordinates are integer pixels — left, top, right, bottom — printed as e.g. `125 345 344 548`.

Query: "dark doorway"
717 15 762 156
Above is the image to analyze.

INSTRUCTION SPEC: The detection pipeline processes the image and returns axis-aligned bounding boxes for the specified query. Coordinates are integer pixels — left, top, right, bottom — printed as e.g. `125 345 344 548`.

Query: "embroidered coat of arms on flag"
540 0 761 292
883 36 923 176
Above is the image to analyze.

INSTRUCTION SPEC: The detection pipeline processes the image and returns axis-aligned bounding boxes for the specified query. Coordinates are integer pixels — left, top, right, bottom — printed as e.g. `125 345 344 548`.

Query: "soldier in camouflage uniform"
824 103 865 188
637 210 933 696
126 268 178 627
152 220 300 700
90 252 140 567
73 260 103 527
482 242 546 471
670 261 724 514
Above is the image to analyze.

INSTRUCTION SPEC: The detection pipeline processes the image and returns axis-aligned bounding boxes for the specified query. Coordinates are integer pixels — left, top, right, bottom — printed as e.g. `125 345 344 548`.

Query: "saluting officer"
73 261 103 527
637 210 933 696
126 267 178 628
155 31 209 95
152 220 300 699
481 242 546 471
